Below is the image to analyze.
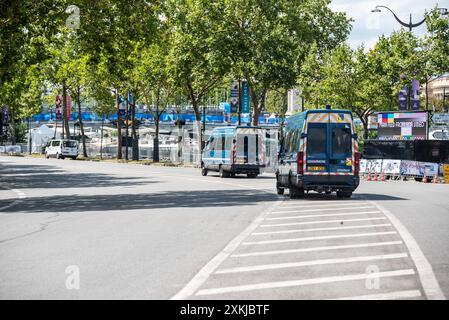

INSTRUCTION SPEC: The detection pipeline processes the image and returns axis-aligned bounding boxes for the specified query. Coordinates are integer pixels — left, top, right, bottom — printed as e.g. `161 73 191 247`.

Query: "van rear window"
332 127 351 155
63 141 78 148
307 127 326 153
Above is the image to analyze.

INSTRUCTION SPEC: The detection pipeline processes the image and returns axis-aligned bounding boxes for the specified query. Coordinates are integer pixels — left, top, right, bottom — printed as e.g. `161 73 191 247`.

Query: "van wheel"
45 152 49 159
201 167 208 176
219 166 229 178
337 191 352 198
276 180 284 195
289 186 304 199
56 153 61 159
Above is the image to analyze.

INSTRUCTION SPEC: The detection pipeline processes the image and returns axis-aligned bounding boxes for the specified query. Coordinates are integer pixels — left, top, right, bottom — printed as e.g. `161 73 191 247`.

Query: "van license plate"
309 166 324 171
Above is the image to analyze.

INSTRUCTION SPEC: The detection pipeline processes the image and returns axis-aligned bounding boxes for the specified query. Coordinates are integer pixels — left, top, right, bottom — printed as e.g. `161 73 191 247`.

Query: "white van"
45 139 78 159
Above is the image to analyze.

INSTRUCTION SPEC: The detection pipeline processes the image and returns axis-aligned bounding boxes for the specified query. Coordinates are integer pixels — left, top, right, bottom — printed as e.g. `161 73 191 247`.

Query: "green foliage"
266 89 288 117
1 0 448 135
222 0 352 124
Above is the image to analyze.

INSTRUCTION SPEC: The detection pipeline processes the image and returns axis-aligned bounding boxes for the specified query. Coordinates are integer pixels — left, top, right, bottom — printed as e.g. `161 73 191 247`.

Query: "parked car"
201 126 266 178
45 139 78 159
276 107 361 199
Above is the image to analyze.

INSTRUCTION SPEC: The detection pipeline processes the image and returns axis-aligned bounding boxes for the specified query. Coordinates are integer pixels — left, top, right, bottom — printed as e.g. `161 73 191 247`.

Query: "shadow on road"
0 163 156 189
3 189 278 213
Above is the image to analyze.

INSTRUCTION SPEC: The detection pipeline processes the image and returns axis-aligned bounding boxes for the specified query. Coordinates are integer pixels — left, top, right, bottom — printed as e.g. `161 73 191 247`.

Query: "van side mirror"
352 133 358 139
300 133 307 139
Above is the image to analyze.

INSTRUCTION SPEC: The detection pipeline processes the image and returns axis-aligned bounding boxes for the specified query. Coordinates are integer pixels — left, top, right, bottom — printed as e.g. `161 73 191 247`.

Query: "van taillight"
354 152 361 175
297 152 304 175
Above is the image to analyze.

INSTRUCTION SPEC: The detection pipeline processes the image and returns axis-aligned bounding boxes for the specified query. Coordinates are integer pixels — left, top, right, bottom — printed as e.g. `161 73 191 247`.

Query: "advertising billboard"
377 111 427 140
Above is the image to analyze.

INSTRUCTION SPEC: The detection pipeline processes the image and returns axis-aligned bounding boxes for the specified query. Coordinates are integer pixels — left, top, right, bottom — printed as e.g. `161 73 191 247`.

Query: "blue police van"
201 126 266 178
276 108 361 198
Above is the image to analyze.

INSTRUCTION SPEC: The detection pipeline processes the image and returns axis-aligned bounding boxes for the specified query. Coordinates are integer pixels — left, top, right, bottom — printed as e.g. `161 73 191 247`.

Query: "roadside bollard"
432 175 439 184
367 169 371 181
422 174 427 183
373 171 378 181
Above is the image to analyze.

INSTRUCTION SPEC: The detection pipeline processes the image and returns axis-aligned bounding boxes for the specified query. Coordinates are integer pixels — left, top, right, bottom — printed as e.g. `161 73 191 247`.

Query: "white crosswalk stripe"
251 223 392 235
173 196 432 300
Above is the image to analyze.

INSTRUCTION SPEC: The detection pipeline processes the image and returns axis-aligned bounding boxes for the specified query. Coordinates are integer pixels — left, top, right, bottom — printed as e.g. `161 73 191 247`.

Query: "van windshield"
63 141 78 148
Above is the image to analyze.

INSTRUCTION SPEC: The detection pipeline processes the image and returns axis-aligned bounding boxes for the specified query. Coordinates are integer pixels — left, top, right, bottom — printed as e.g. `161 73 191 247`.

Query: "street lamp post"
371 5 448 110
371 6 448 31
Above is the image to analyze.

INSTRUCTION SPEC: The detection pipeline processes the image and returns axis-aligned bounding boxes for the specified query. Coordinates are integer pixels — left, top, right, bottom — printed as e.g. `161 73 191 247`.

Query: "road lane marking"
265 211 381 221
367 200 446 300
231 241 404 258
281 200 364 205
260 217 388 228
195 269 415 296
271 206 375 214
251 223 392 235
330 289 422 300
242 231 397 245
0 188 26 212
277 202 370 209
170 196 284 300
216 253 408 274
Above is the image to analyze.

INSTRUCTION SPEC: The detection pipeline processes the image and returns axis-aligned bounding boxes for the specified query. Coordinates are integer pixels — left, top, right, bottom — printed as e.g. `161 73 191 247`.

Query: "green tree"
265 88 288 134
223 0 351 125
165 0 231 163
134 36 174 162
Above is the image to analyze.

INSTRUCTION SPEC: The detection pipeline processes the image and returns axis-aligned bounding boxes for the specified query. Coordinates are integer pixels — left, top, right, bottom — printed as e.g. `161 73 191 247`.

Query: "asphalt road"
0 155 448 300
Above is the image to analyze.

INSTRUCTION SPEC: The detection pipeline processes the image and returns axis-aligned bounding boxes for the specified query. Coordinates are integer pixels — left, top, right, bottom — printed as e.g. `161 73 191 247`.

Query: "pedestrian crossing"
174 196 428 300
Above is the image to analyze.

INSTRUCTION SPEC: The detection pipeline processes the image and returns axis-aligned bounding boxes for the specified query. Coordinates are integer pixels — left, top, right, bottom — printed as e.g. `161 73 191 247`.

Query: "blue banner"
411 79 420 110
241 81 250 113
230 81 239 113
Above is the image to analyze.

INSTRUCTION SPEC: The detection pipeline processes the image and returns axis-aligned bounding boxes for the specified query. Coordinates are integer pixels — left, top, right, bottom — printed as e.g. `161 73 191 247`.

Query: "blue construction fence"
31 111 282 125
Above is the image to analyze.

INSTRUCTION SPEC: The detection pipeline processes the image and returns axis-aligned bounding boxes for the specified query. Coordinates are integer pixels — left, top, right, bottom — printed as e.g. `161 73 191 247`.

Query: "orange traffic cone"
373 171 378 181
381 170 386 181
367 169 371 181
422 174 427 183
432 175 439 184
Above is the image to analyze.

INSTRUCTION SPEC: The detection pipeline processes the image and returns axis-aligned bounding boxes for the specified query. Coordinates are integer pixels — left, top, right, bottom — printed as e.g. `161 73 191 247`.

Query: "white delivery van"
45 139 79 159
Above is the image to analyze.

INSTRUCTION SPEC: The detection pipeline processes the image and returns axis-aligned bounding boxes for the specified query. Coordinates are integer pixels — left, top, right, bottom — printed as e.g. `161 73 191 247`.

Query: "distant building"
423 73 449 112
287 89 302 115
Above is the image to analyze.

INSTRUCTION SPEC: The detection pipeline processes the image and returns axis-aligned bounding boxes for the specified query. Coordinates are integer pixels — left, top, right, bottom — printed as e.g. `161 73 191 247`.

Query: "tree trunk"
250 86 267 126
131 93 138 161
62 83 71 139
76 86 87 157
116 90 122 159
425 77 429 111
250 86 259 126
125 97 129 161
363 123 369 140
153 118 160 162
9 107 16 144
192 101 202 167
100 116 104 160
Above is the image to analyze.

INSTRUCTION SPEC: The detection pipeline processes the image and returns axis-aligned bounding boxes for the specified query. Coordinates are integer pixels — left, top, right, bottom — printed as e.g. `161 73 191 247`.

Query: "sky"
329 0 449 49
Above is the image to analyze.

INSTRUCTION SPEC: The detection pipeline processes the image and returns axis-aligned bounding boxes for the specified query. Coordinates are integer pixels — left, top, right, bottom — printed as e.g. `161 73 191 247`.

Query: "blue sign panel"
241 81 250 113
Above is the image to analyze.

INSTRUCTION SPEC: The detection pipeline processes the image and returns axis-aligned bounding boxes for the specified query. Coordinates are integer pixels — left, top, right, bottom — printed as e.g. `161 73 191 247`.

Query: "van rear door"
305 113 329 174
329 113 353 175
235 128 264 165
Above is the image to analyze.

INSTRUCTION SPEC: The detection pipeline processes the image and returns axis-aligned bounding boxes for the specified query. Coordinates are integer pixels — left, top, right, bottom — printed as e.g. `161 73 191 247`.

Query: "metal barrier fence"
360 159 446 183
79 126 280 172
